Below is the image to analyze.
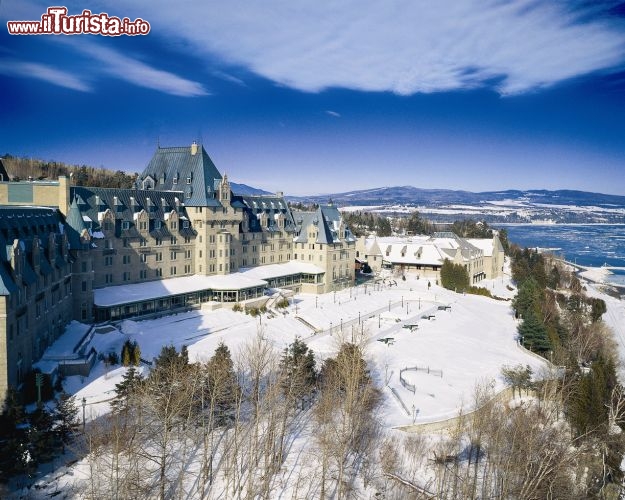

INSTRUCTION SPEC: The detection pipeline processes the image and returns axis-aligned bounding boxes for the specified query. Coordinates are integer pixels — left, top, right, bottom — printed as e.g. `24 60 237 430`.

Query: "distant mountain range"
285 186 625 224
287 186 625 208
229 182 625 223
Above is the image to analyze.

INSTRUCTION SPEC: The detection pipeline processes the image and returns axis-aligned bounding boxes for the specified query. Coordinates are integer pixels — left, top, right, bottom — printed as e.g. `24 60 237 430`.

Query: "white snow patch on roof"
94 274 268 307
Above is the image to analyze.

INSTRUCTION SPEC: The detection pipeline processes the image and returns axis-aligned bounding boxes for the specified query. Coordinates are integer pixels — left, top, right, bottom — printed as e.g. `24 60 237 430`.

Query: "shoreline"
574 265 624 298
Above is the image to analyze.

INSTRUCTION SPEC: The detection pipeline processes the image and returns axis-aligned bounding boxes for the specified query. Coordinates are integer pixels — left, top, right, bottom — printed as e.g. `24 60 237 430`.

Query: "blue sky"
1 0 625 196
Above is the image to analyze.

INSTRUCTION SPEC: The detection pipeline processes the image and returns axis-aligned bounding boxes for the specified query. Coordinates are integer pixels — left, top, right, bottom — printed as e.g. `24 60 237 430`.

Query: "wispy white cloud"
1 0 207 96
109 0 625 95
326 110 341 118
0 59 91 91
74 42 208 97
211 70 246 87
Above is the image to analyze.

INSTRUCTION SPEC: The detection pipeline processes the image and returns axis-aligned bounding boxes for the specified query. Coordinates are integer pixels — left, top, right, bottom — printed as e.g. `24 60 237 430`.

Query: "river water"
499 224 625 287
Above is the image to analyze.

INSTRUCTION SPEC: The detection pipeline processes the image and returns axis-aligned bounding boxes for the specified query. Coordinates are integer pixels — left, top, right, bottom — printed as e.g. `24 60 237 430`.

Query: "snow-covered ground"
55 271 541 429
21 266 625 498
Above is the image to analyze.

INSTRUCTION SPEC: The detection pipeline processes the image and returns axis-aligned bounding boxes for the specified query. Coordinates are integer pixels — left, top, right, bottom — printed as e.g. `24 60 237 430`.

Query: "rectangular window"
156 252 163 262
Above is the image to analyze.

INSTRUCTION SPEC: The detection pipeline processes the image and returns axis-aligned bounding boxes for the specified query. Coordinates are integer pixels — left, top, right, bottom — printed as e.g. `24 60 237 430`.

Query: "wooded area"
1 154 137 188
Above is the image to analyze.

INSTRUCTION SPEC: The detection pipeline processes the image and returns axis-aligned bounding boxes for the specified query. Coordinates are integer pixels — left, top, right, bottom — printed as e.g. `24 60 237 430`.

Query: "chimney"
191 141 198 155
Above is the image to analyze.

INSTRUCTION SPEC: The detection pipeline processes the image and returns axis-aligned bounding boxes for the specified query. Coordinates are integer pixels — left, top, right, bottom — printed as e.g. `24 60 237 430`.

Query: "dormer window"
182 220 189 229
122 221 130 230
186 176 192 184
154 220 162 230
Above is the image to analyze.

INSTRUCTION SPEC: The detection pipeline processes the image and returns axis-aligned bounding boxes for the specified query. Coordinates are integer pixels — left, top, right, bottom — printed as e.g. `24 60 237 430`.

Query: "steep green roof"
65 198 89 250
137 144 223 207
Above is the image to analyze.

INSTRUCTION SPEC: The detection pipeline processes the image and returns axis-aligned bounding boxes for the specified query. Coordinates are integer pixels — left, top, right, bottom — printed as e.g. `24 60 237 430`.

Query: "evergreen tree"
512 277 541 319
440 259 470 292
28 406 56 466
152 344 189 377
588 297 607 323
569 355 618 437
206 342 239 426
518 311 551 353
131 341 141 366
121 339 141 366
547 265 561 289
53 392 80 453
279 338 317 406
406 210 435 236
121 341 131 366
111 365 143 415
0 388 29 480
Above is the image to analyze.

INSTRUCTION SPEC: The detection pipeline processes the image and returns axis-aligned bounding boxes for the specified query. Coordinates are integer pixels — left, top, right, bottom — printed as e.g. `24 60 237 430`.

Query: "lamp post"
334 291 336 303
330 321 333 335
378 314 381 328
341 318 343 332
388 299 391 312
82 397 86 432
419 297 421 309
316 296 318 309
358 311 361 324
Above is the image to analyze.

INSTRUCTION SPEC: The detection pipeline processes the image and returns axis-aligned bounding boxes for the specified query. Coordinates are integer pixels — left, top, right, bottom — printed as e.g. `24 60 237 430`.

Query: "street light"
330 321 333 335
341 318 343 332
358 311 361 324
378 314 381 328
82 397 86 432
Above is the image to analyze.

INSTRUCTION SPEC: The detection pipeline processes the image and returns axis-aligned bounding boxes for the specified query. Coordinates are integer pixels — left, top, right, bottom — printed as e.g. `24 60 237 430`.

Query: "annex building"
0 146 357 398
356 233 505 283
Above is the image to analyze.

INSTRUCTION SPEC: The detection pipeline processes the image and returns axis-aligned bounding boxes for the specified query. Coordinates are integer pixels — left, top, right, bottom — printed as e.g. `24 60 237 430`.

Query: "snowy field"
60 270 546 429
21 266 625 498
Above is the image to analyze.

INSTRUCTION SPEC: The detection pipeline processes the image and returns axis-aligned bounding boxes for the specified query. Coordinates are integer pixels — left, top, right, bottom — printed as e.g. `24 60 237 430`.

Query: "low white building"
356 232 504 283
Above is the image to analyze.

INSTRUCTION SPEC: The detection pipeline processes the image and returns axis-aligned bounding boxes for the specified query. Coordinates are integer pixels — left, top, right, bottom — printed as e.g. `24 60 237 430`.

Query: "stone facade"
0 144 356 398
356 233 505 282
0 208 73 398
